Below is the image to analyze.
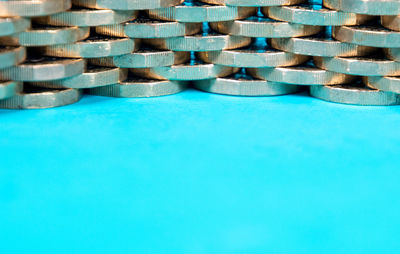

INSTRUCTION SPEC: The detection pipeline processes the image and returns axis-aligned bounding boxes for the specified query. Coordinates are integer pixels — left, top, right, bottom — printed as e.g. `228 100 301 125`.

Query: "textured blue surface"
1 89 400 253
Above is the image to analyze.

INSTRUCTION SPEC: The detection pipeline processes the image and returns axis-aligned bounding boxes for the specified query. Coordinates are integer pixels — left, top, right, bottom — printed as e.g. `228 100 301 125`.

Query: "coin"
30 66 128 89
0 81 22 100
0 56 85 81
72 0 184 10
0 17 30 37
0 26 90 47
34 8 139 27
197 0 305 7
96 18 201 38
0 84 82 109
87 75 187 97
310 83 400 106
248 61 354 85
89 49 190 68
364 76 400 95
209 16 322 38
0 0 72 17
42 36 137 58
333 25 400 48
194 72 300 96
381 15 400 32
313 56 400 77
0 46 26 70
323 0 400 16
143 33 251 51
385 48 400 62
131 62 238 80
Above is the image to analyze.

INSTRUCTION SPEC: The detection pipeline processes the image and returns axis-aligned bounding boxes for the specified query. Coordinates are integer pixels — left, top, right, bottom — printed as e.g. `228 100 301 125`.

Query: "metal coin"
381 15 400 32
194 73 300 96
0 85 82 109
365 76 400 95
0 17 30 37
0 0 72 17
72 0 184 10
42 36 137 58
96 18 201 38
323 0 400 16
0 56 85 81
310 83 400 106
0 26 90 47
385 48 400 62
0 81 22 100
0 46 26 70
89 50 190 68
34 8 139 27
313 56 400 77
87 75 187 98
30 66 128 89
197 0 305 7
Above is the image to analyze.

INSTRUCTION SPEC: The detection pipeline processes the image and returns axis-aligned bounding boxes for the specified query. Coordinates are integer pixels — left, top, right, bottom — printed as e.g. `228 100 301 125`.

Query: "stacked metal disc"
1 0 400 108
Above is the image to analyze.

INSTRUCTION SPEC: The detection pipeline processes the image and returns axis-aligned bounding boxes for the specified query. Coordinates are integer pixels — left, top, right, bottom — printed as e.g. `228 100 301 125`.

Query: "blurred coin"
333 25 400 48
0 81 22 100
0 0 71 17
198 0 304 7
365 76 400 95
96 18 201 38
0 84 82 109
72 0 184 10
0 17 30 37
323 0 400 16
381 15 400 32
248 62 354 85
264 5 371 26
0 56 85 81
30 66 127 89
210 16 322 38
131 62 238 80
310 83 400 106
34 8 139 27
87 75 187 97
147 3 256 22
143 34 251 52
89 49 190 68
0 46 26 70
194 72 300 96
42 36 137 58
0 26 90 47
314 56 400 77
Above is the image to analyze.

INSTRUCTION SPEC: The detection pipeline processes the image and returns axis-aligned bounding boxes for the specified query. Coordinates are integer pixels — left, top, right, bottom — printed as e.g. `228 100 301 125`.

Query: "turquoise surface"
1 89 399 253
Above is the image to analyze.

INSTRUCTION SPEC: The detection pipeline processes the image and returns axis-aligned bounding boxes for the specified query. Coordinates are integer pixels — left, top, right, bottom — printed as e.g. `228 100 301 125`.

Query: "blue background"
1 89 400 253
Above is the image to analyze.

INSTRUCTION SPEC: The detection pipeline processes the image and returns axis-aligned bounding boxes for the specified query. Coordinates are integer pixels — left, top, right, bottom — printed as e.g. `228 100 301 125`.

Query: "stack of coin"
1 0 400 108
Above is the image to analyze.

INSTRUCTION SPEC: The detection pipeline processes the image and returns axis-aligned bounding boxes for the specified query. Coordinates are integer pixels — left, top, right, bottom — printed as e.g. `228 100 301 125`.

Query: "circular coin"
0 81 22 100
0 0 71 17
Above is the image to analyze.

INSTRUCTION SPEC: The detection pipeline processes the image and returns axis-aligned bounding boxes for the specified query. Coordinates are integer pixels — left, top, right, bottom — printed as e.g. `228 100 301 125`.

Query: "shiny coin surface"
144 34 251 52
198 0 305 7
42 36 136 58
148 3 256 22
89 50 190 68
323 0 400 16
31 66 127 89
72 0 184 10
34 8 139 27
194 73 300 96
0 81 22 100
333 25 400 48
381 15 400 32
87 76 187 98
365 76 400 95
0 0 71 17
385 48 400 62
0 17 30 37
0 26 90 47
0 56 85 81
197 47 308 68
0 46 26 70
96 18 201 38
210 16 322 38
264 5 371 26
310 84 400 106
314 56 400 77
248 62 354 85
131 63 238 80
0 85 82 109
270 36 374 57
